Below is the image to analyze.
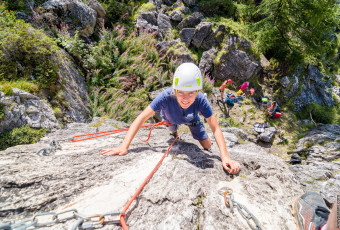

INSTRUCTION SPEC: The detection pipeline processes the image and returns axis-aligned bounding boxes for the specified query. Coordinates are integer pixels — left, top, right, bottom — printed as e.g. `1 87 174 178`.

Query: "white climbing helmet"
172 63 202 91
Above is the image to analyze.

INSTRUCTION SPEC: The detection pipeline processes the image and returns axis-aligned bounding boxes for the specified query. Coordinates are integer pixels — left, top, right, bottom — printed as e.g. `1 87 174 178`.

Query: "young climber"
237 81 249 95
266 101 281 118
216 79 232 100
102 63 241 174
293 192 340 230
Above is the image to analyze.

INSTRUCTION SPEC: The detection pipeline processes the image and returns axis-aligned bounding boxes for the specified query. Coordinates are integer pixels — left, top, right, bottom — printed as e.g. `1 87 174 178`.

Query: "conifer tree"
249 0 339 66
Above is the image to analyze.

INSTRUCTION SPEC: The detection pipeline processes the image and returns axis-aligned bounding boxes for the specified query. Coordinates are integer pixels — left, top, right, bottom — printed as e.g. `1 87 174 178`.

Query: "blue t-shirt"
150 87 213 125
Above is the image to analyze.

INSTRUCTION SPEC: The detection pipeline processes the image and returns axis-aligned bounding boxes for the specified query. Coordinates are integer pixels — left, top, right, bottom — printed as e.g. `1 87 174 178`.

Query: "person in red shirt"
216 79 232 100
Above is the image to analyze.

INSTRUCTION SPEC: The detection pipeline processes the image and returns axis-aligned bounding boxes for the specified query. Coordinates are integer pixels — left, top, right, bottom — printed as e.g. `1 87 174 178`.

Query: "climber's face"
176 90 198 109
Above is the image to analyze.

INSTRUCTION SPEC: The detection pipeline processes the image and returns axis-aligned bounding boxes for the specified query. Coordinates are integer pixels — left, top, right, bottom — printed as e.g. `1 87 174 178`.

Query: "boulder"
289 124 340 204
56 49 88 123
136 11 158 31
199 47 217 73
292 65 334 111
88 0 106 23
178 12 204 30
179 28 195 47
202 23 227 50
0 89 59 133
258 127 276 143
169 9 183 21
42 0 98 38
212 48 261 82
157 13 173 38
182 0 198 6
167 40 196 63
191 21 213 49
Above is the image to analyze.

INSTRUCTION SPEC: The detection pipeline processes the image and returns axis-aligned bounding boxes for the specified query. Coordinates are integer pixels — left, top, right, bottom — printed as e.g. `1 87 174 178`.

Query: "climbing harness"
185 120 203 126
218 187 262 230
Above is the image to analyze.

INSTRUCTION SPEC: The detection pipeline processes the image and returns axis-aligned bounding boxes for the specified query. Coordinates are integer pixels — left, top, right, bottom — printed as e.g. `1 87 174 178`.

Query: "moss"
53 107 63 119
91 118 107 128
0 18 60 88
239 174 247 178
0 103 4 119
213 47 228 66
0 84 13 96
132 2 156 21
0 125 48 150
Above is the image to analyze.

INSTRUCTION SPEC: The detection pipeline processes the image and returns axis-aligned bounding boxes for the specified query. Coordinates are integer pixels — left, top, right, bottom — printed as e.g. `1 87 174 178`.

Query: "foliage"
202 74 214 95
0 80 39 94
56 23 177 123
198 0 236 18
0 6 60 88
99 0 146 29
296 102 339 124
132 2 156 21
86 87 141 122
0 125 48 151
2 0 47 13
0 83 13 95
0 103 4 119
248 0 339 67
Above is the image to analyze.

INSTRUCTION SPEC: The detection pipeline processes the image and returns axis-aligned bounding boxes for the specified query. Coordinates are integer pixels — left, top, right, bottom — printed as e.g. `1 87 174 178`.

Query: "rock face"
56 49 88 123
213 48 261 82
281 65 335 112
0 89 59 133
289 124 340 204
0 119 303 229
42 0 99 38
0 49 87 133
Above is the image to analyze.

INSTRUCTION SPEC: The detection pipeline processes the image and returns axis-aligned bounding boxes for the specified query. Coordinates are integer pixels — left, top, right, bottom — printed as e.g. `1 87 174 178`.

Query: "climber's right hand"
101 145 128 156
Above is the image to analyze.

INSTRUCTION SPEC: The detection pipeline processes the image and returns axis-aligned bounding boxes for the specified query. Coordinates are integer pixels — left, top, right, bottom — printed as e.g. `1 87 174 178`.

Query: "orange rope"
120 132 181 230
70 121 171 142
70 120 177 229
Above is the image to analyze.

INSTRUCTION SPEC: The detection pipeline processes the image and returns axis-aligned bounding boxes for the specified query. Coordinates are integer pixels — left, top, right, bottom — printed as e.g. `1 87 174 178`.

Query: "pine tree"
249 0 339 67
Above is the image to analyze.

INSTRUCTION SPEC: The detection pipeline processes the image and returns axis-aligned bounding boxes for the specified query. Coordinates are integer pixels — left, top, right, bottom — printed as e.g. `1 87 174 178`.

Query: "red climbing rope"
120 132 181 230
70 121 172 142
70 120 179 229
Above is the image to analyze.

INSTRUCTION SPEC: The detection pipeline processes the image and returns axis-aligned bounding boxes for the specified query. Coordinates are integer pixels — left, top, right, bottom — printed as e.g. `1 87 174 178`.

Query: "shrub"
202 74 214 95
198 0 236 18
0 80 38 94
56 23 177 122
0 8 60 88
0 103 4 119
0 83 13 95
132 2 156 21
296 102 337 124
0 125 48 151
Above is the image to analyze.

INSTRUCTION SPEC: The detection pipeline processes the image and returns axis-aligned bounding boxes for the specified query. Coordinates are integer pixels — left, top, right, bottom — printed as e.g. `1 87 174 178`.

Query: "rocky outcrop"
56 49 88 123
0 49 87 133
136 11 158 31
199 47 218 73
281 65 335 111
202 23 227 50
213 47 261 82
288 124 340 204
191 21 213 49
42 0 100 38
0 89 59 133
0 120 303 229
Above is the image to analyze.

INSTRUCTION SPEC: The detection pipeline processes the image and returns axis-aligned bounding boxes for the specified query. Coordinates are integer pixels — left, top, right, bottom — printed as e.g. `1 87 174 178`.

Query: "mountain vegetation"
0 0 339 149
